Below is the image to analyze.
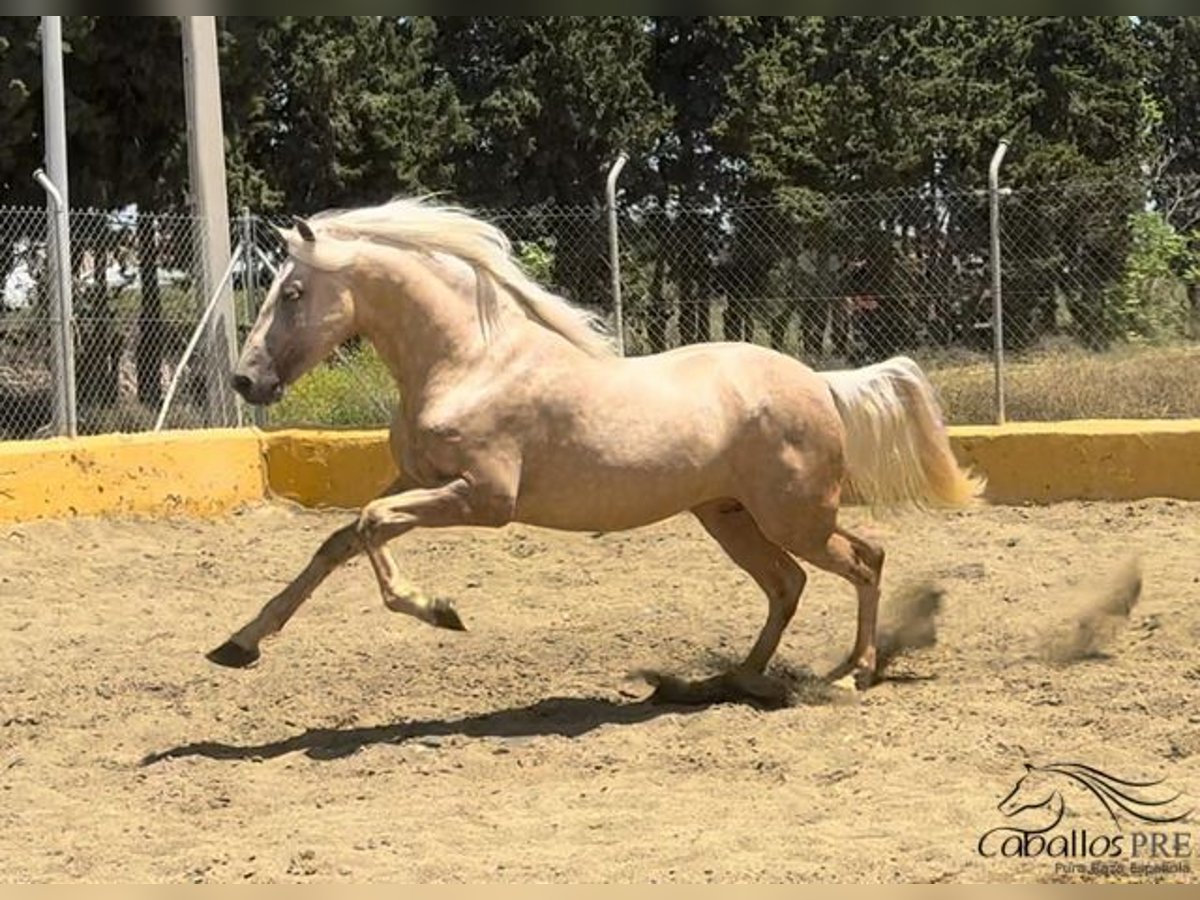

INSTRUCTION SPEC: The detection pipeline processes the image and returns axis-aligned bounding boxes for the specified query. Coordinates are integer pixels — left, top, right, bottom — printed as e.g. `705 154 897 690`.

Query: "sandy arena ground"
1 498 1197 883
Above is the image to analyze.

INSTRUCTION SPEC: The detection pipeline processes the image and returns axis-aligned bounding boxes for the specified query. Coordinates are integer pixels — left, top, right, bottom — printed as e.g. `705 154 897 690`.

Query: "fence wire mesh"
3 174 1199 441
623 183 1200 354
0 206 244 439
619 189 997 364
618 177 1200 422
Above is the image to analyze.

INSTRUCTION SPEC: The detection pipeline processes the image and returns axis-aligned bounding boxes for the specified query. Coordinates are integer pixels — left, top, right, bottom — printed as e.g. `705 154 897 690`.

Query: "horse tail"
818 355 985 510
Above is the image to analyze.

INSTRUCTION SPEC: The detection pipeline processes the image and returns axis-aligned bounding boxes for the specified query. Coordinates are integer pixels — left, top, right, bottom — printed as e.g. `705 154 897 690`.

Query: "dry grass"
926 341 1200 424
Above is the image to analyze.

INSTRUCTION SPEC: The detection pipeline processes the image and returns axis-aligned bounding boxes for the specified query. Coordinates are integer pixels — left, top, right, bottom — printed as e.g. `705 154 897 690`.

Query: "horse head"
232 216 359 406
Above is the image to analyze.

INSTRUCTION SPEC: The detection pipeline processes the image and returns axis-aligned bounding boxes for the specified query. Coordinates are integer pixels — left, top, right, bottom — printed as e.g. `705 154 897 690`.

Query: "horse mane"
1037 762 1189 827
297 196 615 359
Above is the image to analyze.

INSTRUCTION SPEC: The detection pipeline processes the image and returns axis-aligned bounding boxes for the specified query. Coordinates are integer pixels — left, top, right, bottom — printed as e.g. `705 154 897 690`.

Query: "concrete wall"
262 429 397 509
3 421 1199 522
0 429 263 522
951 420 1200 504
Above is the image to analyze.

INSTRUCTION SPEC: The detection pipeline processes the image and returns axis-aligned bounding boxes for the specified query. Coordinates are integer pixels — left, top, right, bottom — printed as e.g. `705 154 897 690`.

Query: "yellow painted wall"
3 420 1200 523
0 429 264 523
951 419 1200 503
261 422 1200 508
261 429 397 509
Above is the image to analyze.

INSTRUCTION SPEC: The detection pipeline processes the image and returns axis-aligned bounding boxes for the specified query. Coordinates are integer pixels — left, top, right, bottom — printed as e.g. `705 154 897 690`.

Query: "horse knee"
771 563 806 618
854 541 884 585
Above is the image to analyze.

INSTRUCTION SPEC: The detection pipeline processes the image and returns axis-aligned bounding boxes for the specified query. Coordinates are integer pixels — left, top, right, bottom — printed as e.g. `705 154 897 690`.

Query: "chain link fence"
618 189 996 364
1 206 241 439
617 176 1200 423
3 174 1199 441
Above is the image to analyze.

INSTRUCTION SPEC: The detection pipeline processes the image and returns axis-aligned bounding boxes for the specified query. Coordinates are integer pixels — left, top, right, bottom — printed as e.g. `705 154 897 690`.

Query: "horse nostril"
231 373 253 396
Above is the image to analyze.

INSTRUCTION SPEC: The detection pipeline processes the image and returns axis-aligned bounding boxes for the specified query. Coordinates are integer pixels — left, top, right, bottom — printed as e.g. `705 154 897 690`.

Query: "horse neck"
352 246 517 404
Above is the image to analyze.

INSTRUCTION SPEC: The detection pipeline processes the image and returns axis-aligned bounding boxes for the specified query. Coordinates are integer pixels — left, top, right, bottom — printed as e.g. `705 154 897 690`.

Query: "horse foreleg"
356 476 512 631
207 522 363 668
207 475 411 668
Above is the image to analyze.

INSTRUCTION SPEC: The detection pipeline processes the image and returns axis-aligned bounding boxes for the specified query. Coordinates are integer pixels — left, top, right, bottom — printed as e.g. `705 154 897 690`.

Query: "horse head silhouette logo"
997 762 1191 832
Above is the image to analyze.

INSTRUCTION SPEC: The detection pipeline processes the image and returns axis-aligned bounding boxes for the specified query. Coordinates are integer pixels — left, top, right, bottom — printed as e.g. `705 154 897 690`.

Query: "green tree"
432 16 665 315
64 17 190 405
0 19 42 206
229 17 470 213
217 16 283 212
1004 17 1151 347
717 17 936 357
716 17 1153 356
432 16 663 207
644 16 754 348
1139 16 1200 335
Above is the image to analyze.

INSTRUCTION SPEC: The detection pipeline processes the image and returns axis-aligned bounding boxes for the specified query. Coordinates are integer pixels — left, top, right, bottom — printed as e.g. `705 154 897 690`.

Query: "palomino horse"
211 197 984 699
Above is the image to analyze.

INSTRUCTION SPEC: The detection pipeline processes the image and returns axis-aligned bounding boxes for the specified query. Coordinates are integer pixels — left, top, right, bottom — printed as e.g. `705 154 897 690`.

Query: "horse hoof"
430 598 466 631
853 666 878 691
206 639 260 668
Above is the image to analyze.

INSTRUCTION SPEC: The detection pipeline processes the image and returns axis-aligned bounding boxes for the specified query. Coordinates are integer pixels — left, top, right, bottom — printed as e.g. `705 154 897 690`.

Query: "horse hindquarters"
723 355 978 688
817 355 985 510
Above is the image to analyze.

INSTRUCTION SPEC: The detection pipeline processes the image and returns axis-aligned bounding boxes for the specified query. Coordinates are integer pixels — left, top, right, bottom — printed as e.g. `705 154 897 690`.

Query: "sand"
1 499 1197 882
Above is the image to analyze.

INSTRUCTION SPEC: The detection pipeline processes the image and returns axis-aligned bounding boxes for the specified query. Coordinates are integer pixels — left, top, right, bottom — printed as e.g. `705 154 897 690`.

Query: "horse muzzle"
231 371 284 406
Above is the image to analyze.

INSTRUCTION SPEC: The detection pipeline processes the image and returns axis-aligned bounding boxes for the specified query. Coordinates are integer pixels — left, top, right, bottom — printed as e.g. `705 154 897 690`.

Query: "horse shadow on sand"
141 580 949 767
139 660 886 766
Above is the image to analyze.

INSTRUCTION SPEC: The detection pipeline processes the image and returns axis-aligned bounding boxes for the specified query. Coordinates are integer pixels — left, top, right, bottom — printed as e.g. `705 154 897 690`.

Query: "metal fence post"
606 152 628 356
989 138 1010 426
33 171 75 439
181 16 239 428
153 245 242 432
37 16 76 438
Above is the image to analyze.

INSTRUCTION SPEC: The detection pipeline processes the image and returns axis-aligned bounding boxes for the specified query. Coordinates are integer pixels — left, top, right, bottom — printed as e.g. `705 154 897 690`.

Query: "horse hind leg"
676 499 807 704
781 519 885 690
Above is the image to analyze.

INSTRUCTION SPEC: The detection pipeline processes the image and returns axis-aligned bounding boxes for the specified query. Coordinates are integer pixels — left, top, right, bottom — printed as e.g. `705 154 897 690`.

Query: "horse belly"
513 437 729 532
507 348 769 531
515 470 716 531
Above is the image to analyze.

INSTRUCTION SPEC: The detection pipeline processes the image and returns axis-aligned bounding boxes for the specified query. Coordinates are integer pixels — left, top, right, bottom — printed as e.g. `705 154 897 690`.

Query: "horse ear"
292 216 316 243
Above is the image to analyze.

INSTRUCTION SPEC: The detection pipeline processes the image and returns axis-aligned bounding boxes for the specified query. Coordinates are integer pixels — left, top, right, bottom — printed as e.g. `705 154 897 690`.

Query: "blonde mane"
289 196 615 358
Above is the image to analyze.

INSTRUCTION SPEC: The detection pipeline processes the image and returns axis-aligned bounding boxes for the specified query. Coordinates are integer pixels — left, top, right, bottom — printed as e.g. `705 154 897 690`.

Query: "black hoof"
206 639 260 668
853 667 879 692
430 598 466 632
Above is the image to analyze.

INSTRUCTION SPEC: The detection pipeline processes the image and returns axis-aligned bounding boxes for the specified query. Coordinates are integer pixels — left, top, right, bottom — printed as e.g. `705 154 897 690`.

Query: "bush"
1110 211 1199 343
266 343 396 428
928 342 1200 423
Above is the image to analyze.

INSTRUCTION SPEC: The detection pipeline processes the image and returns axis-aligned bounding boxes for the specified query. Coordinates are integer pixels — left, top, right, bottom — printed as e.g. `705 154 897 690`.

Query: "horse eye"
282 280 304 302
